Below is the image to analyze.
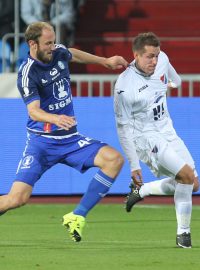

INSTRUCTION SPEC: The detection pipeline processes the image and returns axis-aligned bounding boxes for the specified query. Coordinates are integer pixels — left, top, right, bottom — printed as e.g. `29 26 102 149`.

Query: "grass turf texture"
0 204 200 270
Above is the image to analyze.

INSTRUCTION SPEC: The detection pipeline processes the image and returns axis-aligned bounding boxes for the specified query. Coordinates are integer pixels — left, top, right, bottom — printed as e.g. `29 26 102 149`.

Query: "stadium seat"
0 40 11 73
17 41 29 69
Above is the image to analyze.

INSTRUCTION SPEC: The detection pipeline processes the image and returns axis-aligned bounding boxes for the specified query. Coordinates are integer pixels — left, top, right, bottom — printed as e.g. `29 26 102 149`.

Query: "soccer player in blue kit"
0 21 128 242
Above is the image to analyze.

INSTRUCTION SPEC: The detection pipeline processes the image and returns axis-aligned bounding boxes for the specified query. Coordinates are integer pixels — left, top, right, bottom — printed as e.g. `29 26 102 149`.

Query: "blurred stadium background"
0 0 200 197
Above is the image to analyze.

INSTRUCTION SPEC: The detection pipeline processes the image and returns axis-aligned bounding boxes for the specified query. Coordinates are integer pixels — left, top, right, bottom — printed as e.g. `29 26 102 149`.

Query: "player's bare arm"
68 48 128 69
27 100 76 130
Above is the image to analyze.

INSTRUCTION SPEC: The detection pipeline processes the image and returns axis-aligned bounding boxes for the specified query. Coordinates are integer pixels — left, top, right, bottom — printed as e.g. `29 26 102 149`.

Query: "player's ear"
133 51 138 59
29 40 37 50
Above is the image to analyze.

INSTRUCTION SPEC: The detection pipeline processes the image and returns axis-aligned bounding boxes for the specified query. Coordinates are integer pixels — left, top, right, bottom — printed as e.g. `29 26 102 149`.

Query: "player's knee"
103 150 124 176
176 164 195 185
110 151 124 170
96 147 124 177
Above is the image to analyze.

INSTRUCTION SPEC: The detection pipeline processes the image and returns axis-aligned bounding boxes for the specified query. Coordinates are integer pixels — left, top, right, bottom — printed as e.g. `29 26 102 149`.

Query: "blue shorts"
15 133 107 186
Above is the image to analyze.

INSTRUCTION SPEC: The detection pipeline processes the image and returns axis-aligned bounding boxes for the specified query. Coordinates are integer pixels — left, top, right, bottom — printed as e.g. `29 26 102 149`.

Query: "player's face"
36 29 56 63
134 46 160 75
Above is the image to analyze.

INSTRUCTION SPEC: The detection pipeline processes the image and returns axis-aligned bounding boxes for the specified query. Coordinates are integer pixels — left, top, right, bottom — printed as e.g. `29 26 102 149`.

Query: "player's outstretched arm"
69 48 128 70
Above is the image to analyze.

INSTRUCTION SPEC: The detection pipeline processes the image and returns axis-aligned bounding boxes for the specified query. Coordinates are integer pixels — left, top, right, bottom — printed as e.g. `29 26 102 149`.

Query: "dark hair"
24 21 54 43
132 32 160 53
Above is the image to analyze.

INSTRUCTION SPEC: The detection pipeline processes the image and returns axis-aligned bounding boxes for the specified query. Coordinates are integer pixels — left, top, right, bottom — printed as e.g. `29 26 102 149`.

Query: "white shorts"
135 132 197 178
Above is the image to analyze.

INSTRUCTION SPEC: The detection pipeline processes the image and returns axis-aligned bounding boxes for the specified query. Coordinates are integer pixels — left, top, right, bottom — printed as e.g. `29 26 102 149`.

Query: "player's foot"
62 212 85 242
125 182 143 212
176 232 192 248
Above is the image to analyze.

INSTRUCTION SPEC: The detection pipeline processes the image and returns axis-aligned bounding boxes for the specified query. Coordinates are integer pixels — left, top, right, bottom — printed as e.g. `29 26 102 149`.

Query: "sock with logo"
73 170 115 217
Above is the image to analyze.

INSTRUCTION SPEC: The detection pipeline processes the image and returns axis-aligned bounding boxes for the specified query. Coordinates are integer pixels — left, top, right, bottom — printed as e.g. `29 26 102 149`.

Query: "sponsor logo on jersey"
50 68 58 76
53 78 69 100
48 96 72 111
139 84 148 92
49 78 72 110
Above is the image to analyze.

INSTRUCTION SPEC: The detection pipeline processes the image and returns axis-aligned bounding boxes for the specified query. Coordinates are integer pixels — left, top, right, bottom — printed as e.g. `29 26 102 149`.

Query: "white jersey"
114 51 182 172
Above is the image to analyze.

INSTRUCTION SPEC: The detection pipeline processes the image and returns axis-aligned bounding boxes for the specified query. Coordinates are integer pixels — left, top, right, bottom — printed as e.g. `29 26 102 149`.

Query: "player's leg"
126 134 199 211
126 175 199 213
0 181 32 214
125 177 178 212
63 144 124 242
73 145 123 217
0 134 54 216
157 145 194 248
174 164 194 248
140 177 176 197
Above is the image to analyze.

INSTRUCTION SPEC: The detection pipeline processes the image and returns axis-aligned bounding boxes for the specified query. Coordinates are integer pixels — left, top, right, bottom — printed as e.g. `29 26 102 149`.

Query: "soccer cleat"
62 212 85 242
125 182 143 212
176 232 192 248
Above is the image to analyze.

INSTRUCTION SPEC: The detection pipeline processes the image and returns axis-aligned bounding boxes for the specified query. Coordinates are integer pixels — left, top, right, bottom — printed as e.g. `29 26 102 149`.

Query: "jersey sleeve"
114 74 132 125
114 75 141 171
55 44 72 62
168 62 181 88
116 123 141 171
17 60 40 105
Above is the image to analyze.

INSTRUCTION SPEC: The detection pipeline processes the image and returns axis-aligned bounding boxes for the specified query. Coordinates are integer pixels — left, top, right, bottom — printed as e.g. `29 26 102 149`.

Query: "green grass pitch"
0 203 200 270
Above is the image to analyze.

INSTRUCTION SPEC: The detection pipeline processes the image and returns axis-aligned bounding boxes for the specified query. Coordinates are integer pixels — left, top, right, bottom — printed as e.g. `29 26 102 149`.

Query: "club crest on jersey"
53 78 69 100
160 74 168 84
58 61 65 69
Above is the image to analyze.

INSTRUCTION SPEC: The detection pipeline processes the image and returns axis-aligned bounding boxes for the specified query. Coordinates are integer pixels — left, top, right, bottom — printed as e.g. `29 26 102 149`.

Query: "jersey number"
153 103 164 121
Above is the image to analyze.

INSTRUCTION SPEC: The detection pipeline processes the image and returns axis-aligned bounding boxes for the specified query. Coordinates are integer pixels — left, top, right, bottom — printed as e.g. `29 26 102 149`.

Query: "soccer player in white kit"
114 32 199 248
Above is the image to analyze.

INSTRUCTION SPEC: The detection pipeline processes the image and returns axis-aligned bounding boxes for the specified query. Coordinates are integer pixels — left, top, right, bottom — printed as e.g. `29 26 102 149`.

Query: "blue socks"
73 170 115 217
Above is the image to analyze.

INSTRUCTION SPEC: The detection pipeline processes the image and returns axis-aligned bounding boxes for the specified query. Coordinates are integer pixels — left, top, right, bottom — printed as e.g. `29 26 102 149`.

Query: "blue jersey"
16 45 107 186
17 45 76 136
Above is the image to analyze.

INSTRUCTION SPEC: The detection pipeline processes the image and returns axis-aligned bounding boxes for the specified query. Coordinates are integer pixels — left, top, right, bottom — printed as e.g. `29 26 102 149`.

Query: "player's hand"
104 56 128 70
131 169 143 188
54 115 76 130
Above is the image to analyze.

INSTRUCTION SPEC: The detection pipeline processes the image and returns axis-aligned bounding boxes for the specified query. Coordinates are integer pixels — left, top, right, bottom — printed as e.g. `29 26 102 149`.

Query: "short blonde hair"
25 21 54 43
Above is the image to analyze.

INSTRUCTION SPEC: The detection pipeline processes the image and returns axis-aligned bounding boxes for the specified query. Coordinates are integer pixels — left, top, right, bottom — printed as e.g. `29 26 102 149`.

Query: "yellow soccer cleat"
62 212 85 242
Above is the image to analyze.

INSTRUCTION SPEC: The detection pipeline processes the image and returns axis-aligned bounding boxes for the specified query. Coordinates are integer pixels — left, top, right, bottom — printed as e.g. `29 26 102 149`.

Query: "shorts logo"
21 155 34 168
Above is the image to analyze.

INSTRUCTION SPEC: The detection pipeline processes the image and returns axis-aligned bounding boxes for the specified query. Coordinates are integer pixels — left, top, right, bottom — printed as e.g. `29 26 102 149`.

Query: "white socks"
138 179 193 235
139 177 176 198
174 183 193 234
